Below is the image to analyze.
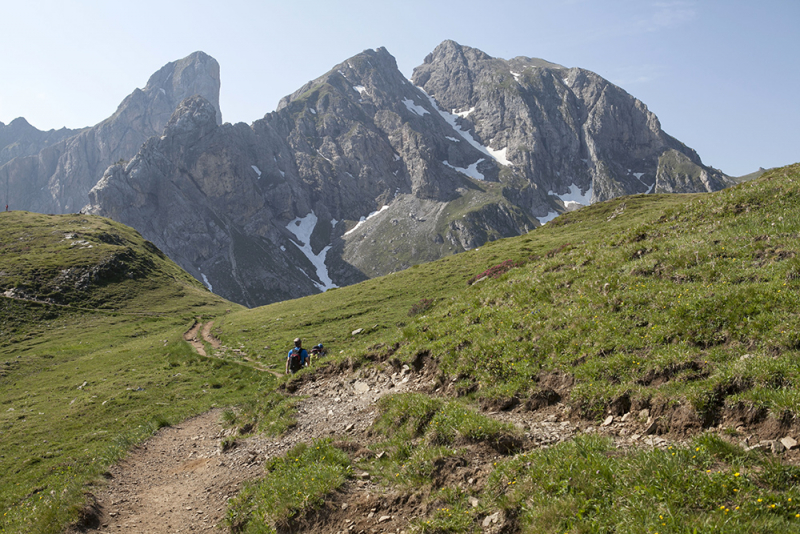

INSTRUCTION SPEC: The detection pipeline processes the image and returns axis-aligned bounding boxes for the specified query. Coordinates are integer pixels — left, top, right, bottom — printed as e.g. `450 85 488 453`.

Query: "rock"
643 421 658 435
781 436 797 450
469 497 479 508
3 51 221 214
353 381 370 394
378 515 391 523
482 512 500 527
351 328 364 336
601 416 614 426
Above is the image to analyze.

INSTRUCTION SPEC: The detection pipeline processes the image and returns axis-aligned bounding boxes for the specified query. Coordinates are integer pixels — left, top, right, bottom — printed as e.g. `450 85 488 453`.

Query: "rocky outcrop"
86 42 732 307
0 51 221 213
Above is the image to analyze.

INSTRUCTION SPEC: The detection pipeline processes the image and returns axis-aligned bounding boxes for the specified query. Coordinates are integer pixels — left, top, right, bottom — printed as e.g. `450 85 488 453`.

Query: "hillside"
2 165 800 533
207 164 800 532
0 212 271 533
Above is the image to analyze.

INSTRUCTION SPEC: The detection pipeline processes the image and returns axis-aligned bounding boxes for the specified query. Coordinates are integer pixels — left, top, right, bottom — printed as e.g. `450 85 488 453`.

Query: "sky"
0 0 797 177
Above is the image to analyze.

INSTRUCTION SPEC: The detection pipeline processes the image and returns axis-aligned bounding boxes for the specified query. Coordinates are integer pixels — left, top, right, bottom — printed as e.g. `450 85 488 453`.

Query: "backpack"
289 347 304 372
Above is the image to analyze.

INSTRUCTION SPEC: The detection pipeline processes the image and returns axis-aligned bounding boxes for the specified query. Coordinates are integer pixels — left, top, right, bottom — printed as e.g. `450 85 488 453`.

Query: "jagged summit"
29 43 734 308
0 51 221 214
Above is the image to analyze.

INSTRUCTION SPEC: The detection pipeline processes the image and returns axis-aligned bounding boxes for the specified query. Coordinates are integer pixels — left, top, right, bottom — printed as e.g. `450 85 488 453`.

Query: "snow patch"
353 85 368 95
251 165 262 178
402 98 429 117
445 136 460 142
286 212 337 291
549 184 593 209
309 108 316 114
537 211 560 225
419 88 513 167
510 70 521 82
200 273 212 291
280 245 286 252
453 107 475 118
630 171 654 193
443 159 485 181
344 205 390 237
331 219 338 228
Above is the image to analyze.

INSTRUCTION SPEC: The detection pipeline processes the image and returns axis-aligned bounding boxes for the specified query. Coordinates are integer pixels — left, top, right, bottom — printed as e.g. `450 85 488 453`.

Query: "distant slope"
0 118 80 167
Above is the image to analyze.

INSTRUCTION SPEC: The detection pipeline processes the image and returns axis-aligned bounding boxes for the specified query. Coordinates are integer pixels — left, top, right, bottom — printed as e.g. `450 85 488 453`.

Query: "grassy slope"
0 213 274 534
3 163 800 532
217 165 800 532
223 164 800 424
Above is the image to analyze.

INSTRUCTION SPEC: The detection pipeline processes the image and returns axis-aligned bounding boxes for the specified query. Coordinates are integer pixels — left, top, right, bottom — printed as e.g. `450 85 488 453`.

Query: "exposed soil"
72 325 800 533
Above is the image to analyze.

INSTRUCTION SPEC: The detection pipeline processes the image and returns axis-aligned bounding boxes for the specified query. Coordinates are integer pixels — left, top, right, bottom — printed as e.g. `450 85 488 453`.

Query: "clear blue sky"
1 0 797 177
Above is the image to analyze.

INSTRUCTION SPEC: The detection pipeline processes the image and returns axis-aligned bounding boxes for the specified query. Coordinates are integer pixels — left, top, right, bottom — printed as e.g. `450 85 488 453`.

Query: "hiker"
308 343 325 365
310 343 325 364
286 337 309 375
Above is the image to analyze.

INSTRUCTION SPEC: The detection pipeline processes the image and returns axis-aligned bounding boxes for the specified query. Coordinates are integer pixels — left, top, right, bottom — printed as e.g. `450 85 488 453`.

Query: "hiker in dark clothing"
286 337 309 375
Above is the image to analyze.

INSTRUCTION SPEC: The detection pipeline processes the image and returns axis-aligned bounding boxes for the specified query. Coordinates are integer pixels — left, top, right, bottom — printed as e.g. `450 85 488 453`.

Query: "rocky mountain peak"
142 51 222 125
164 95 219 140
0 51 222 214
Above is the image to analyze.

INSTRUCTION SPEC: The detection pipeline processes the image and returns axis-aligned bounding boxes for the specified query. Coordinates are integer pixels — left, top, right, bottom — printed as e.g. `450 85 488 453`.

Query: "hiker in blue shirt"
286 337 309 375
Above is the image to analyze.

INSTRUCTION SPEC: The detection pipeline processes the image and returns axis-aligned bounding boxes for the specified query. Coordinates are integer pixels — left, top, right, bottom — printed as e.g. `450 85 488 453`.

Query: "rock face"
411 40 732 217
85 41 731 307
0 51 221 213
0 118 80 168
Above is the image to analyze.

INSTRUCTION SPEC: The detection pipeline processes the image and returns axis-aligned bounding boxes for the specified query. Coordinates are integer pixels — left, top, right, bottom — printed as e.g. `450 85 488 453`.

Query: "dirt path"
79 362 433 533
78 331 690 533
182 320 282 377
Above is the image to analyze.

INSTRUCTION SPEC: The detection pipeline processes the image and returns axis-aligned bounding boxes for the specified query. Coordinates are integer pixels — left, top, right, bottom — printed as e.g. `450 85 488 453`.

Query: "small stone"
358 471 370 480
342 503 349 510
469 497 479 508
643 422 658 435
345 423 355 432
352 328 364 336
621 412 630 422
468 477 475 485
602 416 614 426
378 515 391 523
482 512 500 527
639 409 650 419
781 436 797 450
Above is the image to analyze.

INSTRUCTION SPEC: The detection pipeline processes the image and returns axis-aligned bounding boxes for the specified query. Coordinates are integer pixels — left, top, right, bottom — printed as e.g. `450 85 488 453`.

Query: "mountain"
82 41 731 307
412 40 731 211
0 51 221 214
0 118 81 168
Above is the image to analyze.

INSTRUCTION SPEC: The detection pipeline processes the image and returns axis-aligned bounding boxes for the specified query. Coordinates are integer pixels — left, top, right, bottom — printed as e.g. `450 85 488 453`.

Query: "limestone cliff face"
87 42 732 308
412 40 732 216
0 51 221 213
0 118 80 168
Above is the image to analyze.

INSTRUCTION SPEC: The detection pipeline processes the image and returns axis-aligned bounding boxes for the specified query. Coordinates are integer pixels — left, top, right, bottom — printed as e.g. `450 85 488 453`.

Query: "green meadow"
2 164 800 533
